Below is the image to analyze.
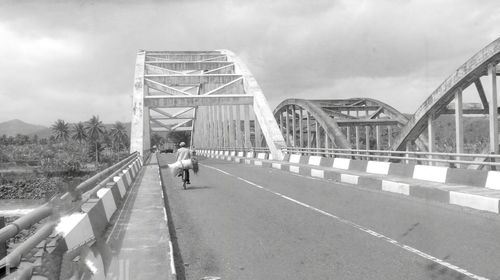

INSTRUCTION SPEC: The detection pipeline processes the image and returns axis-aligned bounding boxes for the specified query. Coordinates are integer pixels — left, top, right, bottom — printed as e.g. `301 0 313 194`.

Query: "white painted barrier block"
96 188 117 221
254 160 263 166
245 159 251 164
237 152 244 157
341 174 358 184
450 191 499 213
308 156 322 166
230 151 236 156
113 176 127 197
128 164 136 179
290 166 300 173
132 161 140 174
333 158 350 170
311 169 324 178
123 169 132 186
246 152 254 158
224 151 229 156
272 163 282 169
61 213 94 250
268 154 274 160
413 165 448 183
485 171 500 190
366 161 391 175
257 153 266 159
382 180 409 195
289 154 301 163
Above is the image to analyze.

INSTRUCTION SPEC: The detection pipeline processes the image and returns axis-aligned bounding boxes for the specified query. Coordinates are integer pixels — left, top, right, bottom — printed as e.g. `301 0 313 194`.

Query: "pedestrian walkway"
105 155 173 280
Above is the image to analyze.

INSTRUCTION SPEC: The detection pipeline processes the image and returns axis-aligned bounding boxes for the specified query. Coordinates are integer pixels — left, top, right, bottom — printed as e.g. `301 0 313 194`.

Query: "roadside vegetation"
0 116 130 200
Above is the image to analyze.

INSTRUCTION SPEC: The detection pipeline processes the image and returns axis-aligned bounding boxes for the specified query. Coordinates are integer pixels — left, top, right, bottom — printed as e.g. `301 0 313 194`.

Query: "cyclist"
175 142 192 184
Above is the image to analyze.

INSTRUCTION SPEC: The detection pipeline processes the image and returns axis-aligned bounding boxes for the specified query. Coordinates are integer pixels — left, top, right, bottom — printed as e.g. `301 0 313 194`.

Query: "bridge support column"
285 106 290 146
229 105 235 148
307 112 311 151
455 89 464 167
130 50 151 159
315 121 320 150
375 125 381 150
223 105 229 147
355 126 360 152
347 127 351 146
324 129 329 156
299 108 303 148
244 104 251 148
236 105 242 148
387 126 392 147
488 63 499 154
428 115 434 166
292 105 296 147
255 116 262 147
217 105 223 148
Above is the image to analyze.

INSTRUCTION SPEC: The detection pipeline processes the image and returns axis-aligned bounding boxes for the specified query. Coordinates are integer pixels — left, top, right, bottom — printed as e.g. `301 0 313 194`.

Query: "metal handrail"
0 152 140 268
282 147 500 167
202 147 270 153
281 147 500 159
196 146 500 168
0 221 57 269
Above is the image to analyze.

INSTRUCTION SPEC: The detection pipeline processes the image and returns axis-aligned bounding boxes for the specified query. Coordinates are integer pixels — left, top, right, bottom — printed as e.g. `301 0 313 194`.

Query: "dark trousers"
183 169 190 182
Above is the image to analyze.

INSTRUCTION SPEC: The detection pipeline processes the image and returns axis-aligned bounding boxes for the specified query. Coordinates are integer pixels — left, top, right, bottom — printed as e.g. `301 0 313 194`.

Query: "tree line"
1 116 129 166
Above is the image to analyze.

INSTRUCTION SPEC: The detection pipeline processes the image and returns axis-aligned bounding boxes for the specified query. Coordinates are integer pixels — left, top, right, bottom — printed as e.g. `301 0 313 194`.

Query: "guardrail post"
0 216 5 259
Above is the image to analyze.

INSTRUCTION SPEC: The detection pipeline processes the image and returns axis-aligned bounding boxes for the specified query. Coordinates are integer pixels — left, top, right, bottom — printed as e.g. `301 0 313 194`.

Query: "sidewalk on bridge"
201 152 500 215
105 154 174 280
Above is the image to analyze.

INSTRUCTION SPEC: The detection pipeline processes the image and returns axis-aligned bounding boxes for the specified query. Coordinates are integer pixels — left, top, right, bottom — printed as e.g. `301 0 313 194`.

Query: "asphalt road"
158 154 500 280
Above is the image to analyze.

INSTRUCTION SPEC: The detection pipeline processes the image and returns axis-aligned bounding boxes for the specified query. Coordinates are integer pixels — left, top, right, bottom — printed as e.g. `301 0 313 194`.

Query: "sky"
0 0 499 126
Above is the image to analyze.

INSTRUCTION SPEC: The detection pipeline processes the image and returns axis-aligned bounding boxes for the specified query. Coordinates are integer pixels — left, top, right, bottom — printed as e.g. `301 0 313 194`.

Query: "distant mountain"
0 119 47 137
0 119 131 139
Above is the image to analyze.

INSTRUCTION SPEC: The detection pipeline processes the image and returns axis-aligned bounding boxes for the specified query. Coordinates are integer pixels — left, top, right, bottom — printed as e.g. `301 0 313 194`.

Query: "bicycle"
181 168 190 190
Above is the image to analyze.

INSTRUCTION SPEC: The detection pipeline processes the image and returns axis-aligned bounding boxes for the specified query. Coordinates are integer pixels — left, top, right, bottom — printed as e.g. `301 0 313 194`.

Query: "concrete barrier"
413 165 448 183
198 150 500 214
333 158 350 170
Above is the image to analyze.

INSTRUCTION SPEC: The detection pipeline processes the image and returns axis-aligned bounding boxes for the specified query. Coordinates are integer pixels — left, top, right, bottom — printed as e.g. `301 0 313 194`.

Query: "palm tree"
110 122 128 151
85 115 106 165
51 119 70 142
72 122 88 144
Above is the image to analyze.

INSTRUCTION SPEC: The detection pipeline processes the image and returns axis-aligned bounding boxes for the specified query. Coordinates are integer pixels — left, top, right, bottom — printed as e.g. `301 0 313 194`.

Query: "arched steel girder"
273 99 351 149
390 37 500 151
274 97 428 152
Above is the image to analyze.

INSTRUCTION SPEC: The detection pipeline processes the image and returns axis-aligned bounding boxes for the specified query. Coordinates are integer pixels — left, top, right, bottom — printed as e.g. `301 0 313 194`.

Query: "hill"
0 119 47 137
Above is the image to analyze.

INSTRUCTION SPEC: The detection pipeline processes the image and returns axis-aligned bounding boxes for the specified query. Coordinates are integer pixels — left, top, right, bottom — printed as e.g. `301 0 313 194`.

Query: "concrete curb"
156 154 178 280
197 150 500 214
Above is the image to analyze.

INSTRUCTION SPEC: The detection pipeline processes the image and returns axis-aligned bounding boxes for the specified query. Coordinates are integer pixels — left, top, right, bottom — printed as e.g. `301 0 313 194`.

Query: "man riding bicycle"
175 142 192 184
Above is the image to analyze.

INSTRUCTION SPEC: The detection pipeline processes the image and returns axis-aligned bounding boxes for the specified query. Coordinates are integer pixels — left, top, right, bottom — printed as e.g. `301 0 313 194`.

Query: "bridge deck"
106 155 172 280
159 154 500 280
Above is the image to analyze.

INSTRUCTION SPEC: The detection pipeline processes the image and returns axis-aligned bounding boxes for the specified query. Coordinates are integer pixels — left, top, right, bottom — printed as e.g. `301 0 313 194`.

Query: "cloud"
0 0 499 126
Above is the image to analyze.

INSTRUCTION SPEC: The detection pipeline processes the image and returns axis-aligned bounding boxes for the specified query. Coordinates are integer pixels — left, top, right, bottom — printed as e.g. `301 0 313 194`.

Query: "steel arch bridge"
129 49 286 160
274 37 500 160
273 98 427 151
130 37 500 164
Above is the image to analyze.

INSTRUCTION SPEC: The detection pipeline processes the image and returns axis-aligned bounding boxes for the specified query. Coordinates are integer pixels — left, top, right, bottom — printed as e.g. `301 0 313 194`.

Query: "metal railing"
0 152 140 271
197 146 500 169
282 147 500 169
203 147 271 153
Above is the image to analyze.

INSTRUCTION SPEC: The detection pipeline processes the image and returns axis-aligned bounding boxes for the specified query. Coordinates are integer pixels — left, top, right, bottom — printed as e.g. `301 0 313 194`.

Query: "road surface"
158 154 500 280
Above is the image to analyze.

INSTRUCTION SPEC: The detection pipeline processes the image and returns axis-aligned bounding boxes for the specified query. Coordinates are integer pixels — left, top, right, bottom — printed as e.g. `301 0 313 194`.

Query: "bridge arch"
273 98 419 150
390 37 500 154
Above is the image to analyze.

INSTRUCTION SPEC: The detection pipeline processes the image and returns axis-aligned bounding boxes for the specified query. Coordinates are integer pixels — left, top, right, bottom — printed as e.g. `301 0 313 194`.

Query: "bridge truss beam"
130 50 286 160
